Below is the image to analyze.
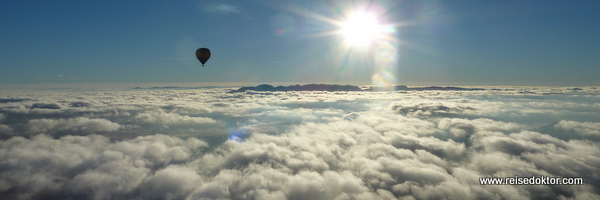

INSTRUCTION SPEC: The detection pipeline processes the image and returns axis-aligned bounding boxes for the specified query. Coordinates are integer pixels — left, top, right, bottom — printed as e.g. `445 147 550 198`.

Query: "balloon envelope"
195 48 211 66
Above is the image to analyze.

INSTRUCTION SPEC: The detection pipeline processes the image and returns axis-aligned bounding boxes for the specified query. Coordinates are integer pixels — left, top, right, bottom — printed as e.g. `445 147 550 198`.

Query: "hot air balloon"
195 48 211 66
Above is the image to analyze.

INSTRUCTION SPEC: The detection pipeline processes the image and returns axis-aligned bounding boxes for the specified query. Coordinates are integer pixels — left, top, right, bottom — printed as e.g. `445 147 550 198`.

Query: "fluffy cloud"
0 114 9 137
555 120 600 136
133 110 218 126
0 134 208 200
0 124 11 136
27 117 120 136
0 86 599 199
392 102 476 118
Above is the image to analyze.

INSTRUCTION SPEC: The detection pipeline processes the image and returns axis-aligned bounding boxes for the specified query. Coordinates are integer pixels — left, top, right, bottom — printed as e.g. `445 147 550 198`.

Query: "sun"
340 12 385 47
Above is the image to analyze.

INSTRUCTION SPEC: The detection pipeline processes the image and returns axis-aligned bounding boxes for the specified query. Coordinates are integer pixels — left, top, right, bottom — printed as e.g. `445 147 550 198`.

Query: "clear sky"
1 0 599 86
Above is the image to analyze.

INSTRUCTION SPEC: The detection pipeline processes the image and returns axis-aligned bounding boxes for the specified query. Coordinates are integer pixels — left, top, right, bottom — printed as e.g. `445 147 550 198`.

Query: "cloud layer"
0 86 599 199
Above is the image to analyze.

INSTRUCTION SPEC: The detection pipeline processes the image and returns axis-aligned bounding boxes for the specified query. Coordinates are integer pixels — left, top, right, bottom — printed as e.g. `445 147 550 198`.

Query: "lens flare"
270 13 296 36
372 38 398 90
227 122 248 143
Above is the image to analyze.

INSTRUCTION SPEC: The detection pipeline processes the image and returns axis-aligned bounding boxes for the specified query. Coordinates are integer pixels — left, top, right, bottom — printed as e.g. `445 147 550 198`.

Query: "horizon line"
1 82 598 91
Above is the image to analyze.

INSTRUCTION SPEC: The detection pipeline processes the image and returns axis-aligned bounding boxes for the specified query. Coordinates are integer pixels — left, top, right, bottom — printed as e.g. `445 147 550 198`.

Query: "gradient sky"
1 0 599 86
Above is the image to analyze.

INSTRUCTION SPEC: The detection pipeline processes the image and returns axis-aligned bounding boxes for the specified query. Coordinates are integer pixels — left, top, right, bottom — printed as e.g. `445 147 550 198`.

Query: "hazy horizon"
1 82 598 92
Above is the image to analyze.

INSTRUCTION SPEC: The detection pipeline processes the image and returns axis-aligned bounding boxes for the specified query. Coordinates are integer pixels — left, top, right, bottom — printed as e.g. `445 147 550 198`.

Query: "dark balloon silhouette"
195 48 211 66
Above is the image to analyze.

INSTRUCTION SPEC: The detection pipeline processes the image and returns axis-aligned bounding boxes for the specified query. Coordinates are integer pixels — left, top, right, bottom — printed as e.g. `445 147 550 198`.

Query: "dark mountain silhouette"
133 86 225 90
229 84 362 93
228 84 484 93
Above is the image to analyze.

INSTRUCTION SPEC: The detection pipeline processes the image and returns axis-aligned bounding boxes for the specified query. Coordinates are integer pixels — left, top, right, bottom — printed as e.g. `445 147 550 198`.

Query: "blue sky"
1 0 599 86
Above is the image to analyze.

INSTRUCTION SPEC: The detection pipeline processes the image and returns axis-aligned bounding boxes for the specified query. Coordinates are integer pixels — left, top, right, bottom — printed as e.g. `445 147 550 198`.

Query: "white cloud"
132 110 218 126
392 102 476 118
555 120 600 136
0 87 599 199
0 134 208 199
202 3 241 15
0 124 12 137
27 117 120 135
140 165 202 199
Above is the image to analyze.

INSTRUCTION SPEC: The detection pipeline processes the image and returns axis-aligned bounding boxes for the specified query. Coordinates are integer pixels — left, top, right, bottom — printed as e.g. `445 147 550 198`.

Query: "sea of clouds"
1 86 599 199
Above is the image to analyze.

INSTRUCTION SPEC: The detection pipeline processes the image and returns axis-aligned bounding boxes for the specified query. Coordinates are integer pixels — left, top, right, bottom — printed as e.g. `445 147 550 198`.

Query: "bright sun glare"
341 13 384 47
